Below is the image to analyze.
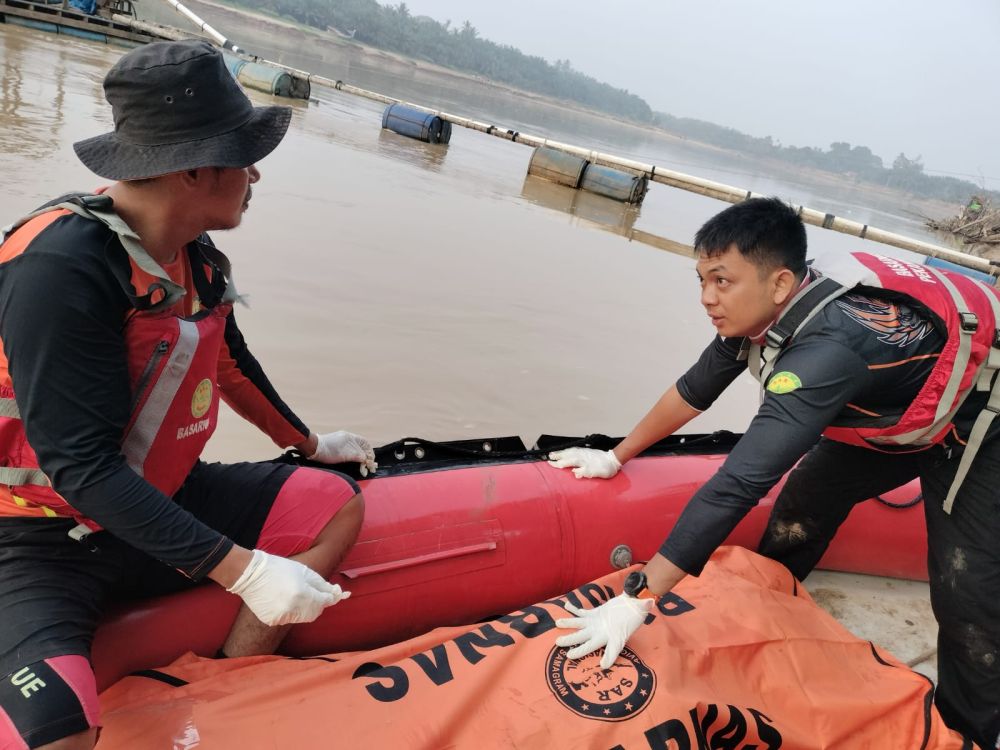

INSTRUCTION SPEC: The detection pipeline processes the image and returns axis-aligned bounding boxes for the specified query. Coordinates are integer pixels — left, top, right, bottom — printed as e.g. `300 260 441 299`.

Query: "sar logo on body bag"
546 645 656 721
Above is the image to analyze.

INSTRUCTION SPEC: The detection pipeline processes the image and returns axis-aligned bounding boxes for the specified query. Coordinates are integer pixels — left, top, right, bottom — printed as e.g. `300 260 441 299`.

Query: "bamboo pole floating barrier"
159 0 244 52
109 22 1000 277
261 68 1000 275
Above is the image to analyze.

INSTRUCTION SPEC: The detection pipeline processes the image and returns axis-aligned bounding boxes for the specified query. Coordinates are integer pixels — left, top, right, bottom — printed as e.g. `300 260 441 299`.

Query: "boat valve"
610 544 633 569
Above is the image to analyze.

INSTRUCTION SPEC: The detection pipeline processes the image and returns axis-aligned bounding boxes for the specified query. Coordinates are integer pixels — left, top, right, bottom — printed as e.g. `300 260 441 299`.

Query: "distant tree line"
229 0 654 123
654 112 1000 204
226 0 992 204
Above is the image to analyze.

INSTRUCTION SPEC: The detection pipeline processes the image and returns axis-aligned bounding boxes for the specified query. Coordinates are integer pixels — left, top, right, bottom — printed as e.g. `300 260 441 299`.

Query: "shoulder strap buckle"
75 194 114 211
959 312 979 333
764 327 791 350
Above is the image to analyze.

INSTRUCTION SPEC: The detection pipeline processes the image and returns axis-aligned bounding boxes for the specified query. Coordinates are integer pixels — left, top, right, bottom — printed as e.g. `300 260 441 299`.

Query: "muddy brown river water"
0 21 954 461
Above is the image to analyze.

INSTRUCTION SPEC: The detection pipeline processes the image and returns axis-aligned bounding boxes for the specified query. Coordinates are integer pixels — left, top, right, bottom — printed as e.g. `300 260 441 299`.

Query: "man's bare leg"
222 493 364 657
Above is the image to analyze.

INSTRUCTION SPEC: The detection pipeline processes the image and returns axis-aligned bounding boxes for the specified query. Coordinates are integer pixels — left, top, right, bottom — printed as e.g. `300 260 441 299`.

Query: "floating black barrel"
381 104 452 144
527 146 588 188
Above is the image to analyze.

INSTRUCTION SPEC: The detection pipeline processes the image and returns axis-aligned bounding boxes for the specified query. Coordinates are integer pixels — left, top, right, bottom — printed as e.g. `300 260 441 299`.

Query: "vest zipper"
129 340 170 415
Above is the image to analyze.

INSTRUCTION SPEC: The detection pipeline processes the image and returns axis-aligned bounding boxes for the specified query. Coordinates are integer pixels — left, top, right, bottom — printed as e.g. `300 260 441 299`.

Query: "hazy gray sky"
398 0 1000 190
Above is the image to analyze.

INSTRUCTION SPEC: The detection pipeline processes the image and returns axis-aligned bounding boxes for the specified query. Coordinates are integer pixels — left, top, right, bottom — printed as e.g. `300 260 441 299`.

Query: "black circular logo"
545 645 656 722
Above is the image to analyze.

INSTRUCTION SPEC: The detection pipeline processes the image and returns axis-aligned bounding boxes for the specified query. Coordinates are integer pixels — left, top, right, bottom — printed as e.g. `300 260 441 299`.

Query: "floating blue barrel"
223 52 248 78
381 104 451 145
222 53 310 100
925 256 998 285
527 146 589 188
579 163 648 204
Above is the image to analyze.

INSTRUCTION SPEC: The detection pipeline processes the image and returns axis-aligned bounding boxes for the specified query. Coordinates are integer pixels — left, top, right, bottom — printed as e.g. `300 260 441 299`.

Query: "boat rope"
873 492 923 509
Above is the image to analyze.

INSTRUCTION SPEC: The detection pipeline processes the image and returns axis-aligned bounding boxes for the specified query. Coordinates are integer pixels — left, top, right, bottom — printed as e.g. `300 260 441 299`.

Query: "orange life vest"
0 195 238 530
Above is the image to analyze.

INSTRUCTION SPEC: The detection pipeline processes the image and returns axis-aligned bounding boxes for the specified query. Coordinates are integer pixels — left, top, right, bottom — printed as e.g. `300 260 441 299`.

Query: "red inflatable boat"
91 432 927 690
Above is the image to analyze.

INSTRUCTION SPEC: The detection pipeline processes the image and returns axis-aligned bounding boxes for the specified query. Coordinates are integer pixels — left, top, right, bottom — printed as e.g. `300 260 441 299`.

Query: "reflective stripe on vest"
873 264 977 447
122 319 201 478
0 398 18 418
0 468 49 486
0 398 48 487
943 284 1000 513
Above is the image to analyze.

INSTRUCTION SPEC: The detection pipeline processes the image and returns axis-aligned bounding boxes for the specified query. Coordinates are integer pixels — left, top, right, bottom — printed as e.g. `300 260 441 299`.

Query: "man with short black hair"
0 41 373 749
551 196 1000 747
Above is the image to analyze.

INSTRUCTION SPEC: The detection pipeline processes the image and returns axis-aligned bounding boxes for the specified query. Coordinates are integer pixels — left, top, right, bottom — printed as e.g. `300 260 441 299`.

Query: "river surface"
0 20 958 462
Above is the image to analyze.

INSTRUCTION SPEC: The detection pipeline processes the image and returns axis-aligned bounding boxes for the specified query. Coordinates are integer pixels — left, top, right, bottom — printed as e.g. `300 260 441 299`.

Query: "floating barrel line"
124 16 311 99
222 53 310 99
527 146 647 204
110 21 1000 277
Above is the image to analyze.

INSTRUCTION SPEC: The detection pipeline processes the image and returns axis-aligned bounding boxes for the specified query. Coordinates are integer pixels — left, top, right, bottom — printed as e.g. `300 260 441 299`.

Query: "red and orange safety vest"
0 196 237 530
750 251 1000 512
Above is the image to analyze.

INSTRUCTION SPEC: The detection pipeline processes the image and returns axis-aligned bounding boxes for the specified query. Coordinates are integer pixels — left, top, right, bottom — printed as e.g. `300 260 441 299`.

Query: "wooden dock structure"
0 0 166 46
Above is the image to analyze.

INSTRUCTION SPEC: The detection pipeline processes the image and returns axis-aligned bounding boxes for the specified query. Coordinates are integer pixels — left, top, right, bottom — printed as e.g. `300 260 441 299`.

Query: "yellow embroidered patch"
767 371 802 394
191 378 213 418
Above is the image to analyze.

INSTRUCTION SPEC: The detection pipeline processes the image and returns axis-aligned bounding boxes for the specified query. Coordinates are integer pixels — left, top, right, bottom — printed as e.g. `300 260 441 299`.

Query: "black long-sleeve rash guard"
664 290 948 575
0 212 305 579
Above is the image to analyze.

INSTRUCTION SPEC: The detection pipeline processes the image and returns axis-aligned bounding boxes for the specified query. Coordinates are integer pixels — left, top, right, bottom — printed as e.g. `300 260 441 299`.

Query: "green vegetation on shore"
229 0 653 123
656 113 1000 204
226 0 995 205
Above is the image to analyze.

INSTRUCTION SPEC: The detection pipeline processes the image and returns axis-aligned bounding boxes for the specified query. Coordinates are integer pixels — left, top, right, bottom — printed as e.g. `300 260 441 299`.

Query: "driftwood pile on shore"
927 197 1000 245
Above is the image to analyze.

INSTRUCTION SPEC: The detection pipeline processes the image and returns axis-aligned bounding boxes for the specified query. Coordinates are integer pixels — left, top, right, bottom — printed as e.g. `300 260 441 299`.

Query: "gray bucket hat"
73 40 292 180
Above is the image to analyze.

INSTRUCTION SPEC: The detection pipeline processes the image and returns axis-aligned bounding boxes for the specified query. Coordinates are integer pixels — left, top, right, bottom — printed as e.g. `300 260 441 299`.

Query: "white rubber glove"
310 430 378 477
547 447 622 479
226 549 351 627
555 593 653 669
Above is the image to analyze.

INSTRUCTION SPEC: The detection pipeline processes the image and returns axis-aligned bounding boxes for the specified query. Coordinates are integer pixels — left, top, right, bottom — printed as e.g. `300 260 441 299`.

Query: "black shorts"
0 459 358 748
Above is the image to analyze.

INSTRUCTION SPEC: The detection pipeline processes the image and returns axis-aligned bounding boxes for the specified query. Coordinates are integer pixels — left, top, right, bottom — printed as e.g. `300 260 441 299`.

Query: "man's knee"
256 468 363 558
757 512 831 580
313 492 364 546
761 515 811 546
338 492 364 527
759 511 823 554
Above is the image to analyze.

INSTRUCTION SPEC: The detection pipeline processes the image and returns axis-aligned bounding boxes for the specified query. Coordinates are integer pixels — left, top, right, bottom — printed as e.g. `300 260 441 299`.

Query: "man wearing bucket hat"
0 41 374 749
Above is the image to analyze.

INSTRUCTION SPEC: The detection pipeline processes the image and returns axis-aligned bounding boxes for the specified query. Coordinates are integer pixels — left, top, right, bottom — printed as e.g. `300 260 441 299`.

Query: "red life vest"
0 196 238 530
750 251 1000 512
